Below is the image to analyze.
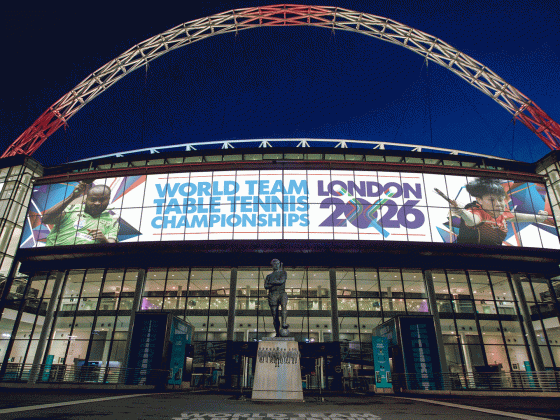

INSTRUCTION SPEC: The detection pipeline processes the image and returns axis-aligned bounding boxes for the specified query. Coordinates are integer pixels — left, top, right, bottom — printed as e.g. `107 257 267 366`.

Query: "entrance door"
300 355 324 389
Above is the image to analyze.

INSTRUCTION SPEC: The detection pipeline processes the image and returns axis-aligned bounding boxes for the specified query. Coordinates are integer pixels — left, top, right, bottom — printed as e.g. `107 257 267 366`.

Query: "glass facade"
1 148 560 389
0 160 43 277
1 266 559 386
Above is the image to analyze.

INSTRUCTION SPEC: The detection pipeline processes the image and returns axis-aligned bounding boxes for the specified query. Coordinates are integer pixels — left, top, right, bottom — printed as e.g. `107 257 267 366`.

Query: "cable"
511 120 516 160
426 59 434 146
455 76 513 157
140 63 149 149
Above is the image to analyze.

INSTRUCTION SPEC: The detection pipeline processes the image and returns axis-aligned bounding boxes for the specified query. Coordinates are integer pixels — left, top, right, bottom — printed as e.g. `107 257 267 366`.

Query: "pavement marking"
0 392 170 414
389 396 553 420
173 414 382 419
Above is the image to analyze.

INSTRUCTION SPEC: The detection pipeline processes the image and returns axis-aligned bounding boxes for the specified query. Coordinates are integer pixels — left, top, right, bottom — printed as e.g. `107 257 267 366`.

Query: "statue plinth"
251 337 303 401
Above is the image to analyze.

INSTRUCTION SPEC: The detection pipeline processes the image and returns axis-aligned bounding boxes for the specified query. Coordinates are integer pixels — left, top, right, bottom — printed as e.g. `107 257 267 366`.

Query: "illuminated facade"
0 144 559 388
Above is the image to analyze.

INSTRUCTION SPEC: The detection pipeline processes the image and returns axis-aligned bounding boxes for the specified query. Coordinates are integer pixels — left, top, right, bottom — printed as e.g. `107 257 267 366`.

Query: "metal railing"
2 363 559 392
392 371 560 392
0 363 170 386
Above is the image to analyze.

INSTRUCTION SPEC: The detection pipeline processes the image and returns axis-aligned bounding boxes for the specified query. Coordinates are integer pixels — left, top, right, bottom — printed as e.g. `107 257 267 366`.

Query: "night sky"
2 0 559 166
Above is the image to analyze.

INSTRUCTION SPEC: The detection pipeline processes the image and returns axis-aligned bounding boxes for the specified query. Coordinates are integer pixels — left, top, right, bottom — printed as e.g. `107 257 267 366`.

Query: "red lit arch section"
3 4 559 157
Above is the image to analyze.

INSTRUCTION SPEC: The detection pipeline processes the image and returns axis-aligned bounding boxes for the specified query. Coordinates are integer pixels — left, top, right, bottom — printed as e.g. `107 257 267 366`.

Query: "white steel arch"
4 4 559 157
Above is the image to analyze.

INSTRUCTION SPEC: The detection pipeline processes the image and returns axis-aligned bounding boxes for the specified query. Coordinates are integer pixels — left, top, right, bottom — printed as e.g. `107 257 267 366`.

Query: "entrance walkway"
0 390 558 420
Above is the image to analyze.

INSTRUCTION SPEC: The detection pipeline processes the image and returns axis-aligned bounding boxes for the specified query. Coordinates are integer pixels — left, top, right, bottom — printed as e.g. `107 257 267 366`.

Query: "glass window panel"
84 269 103 284
358 298 381 312
379 270 403 306
383 298 405 313
236 268 260 312
121 280 136 294
455 319 479 342
61 271 85 298
207 316 228 338
14 317 35 339
118 297 134 310
141 297 163 310
54 316 74 336
490 272 514 300
6 339 29 364
28 272 48 298
402 269 425 296
506 346 530 370
529 275 553 304
165 268 190 292
45 340 69 364
187 296 209 310
81 280 102 298
517 277 536 302
447 270 468 285
480 320 504 344
443 344 463 374
501 320 525 346
78 297 98 311
145 269 167 292
453 299 475 313
27 273 49 298
72 316 94 338
437 300 453 314
94 315 116 334
475 299 497 314
469 271 494 301
163 297 184 310
336 269 355 295
485 344 510 371
103 279 123 294
188 269 212 292
210 295 228 310
338 297 357 311
552 347 560 368
307 295 331 311
406 299 429 313
355 269 378 296
186 316 209 340
114 316 130 332
99 297 118 311
286 268 307 292
104 270 124 282
542 316 560 345
496 301 517 316
439 318 456 336
124 269 140 282
432 270 449 297
107 340 127 366
211 269 230 294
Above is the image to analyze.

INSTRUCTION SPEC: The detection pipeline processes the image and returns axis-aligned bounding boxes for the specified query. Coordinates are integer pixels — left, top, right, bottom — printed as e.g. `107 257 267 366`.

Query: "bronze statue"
265 259 289 337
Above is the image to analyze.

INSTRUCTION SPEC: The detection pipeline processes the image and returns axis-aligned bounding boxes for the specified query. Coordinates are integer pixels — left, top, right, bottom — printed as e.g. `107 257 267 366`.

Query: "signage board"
399 316 442 390
371 336 392 389
20 170 559 249
126 312 170 385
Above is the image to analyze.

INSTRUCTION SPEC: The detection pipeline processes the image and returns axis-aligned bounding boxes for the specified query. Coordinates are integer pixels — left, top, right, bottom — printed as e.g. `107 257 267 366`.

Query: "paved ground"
400 394 560 420
0 390 557 420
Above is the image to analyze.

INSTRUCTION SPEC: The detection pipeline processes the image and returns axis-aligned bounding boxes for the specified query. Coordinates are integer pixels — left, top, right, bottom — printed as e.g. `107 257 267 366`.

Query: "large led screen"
20 170 560 249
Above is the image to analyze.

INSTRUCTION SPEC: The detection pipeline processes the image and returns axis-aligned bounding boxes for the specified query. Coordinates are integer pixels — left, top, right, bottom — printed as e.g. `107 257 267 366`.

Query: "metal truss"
72 138 513 163
3 4 559 157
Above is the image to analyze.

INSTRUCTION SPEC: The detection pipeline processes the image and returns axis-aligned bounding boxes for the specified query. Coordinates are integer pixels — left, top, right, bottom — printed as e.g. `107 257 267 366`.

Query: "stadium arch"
3 4 560 157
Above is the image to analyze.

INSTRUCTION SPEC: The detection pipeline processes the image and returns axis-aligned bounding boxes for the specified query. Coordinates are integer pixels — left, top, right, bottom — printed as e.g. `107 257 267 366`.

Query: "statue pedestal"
252 337 303 401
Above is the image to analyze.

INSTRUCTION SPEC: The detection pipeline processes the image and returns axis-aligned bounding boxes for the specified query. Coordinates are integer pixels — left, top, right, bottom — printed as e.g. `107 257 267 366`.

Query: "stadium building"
1 5 560 391
0 141 559 390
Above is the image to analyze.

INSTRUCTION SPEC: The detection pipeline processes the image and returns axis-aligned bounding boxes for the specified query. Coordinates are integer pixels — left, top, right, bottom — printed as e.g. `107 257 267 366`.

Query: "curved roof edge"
72 138 515 163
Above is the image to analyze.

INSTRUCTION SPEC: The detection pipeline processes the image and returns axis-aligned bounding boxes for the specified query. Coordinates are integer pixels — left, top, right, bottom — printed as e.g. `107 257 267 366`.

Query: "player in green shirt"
42 181 118 246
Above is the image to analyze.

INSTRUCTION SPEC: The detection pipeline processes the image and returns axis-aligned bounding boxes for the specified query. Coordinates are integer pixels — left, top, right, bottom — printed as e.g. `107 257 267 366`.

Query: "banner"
20 170 559 249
